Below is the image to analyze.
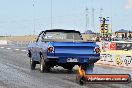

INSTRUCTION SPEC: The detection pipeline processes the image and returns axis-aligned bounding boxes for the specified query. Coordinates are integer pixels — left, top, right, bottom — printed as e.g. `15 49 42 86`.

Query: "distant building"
115 29 132 38
82 30 97 41
84 30 95 34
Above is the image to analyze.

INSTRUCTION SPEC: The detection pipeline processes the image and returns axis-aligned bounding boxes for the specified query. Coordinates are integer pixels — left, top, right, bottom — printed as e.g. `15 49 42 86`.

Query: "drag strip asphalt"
0 45 131 88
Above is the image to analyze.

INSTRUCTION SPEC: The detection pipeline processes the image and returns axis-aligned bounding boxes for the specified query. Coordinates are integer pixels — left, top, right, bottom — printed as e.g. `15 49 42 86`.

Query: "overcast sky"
0 0 132 35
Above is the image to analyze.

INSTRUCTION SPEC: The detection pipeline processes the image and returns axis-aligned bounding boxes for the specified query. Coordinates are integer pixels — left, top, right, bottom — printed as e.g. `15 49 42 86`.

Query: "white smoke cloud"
125 0 132 9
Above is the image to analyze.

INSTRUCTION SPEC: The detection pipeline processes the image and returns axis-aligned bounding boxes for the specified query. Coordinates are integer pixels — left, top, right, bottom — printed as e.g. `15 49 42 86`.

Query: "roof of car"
44 29 80 33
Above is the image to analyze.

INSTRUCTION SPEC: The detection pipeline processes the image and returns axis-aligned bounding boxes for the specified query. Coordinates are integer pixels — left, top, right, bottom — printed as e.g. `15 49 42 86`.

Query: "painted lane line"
21 50 27 52
14 49 20 51
6 48 11 50
0 47 5 49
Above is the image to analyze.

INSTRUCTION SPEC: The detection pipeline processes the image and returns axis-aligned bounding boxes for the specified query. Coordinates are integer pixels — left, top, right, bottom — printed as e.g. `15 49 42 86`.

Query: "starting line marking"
1 46 27 53
6 48 11 50
21 50 26 52
0 47 5 48
14 49 20 51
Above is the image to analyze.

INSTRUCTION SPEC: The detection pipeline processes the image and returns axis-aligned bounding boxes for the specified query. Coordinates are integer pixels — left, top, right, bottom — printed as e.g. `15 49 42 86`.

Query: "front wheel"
30 58 36 70
40 56 51 73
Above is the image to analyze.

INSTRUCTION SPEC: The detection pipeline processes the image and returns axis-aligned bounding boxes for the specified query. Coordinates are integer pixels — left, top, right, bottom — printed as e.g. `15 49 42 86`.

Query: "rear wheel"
30 58 36 70
40 55 51 73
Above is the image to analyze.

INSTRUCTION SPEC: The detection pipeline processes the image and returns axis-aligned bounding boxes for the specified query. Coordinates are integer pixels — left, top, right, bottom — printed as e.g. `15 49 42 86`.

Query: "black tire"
40 55 51 73
30 58 36 70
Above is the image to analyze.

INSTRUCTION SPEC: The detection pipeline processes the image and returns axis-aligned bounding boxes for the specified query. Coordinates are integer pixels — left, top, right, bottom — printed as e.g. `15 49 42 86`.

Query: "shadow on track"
34 67 78 74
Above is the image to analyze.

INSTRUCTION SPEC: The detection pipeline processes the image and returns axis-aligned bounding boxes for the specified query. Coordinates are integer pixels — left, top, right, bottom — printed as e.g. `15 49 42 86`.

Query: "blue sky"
0 0 132 35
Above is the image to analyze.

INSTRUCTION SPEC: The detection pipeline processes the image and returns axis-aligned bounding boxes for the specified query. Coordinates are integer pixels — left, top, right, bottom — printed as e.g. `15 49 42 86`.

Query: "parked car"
27 29 100 73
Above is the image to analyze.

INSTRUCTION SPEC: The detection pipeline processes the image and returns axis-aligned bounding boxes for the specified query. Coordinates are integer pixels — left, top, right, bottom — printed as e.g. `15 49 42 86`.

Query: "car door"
35 32 47 61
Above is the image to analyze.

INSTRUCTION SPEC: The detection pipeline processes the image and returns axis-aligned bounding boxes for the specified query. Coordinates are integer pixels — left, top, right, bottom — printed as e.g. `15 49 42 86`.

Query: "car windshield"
44 32 82 40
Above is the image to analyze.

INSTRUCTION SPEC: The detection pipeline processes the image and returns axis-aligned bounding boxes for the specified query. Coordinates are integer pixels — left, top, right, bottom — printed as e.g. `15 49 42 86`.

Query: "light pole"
92 8 95 31
85 7 89 31
51 0 53 29
33 0 36 35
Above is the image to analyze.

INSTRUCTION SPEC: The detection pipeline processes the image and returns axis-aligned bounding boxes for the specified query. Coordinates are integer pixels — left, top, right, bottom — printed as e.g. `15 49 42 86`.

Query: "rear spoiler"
42 39 95 43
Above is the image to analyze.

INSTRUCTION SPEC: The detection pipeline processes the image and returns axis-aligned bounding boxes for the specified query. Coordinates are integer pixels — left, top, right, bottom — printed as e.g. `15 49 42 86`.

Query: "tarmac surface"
0 45 131 88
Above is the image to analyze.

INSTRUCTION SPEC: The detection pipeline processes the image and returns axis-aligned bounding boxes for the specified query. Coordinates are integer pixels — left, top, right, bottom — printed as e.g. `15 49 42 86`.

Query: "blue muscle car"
27 29 100 73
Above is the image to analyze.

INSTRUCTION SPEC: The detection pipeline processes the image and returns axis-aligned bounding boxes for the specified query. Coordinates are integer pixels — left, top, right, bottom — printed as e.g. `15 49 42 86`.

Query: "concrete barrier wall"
0 40 8 45
0 40 30 46
97 50 132 68
7 41 30 46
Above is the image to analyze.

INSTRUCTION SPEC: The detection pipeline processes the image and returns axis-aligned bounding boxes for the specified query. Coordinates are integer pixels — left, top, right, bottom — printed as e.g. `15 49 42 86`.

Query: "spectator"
122 34 124 40
96 36 99 42
128 34 131 39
